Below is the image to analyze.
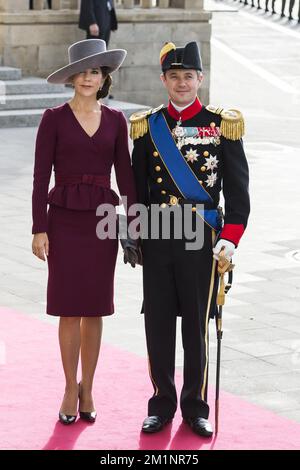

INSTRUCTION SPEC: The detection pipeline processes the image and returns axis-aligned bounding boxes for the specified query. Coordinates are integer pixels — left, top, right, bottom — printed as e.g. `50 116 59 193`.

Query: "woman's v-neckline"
66 101 103 139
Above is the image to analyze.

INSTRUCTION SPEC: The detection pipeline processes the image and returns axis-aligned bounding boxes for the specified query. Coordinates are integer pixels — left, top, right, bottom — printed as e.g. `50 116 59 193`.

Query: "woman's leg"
80 317 103 411
59 316 81 415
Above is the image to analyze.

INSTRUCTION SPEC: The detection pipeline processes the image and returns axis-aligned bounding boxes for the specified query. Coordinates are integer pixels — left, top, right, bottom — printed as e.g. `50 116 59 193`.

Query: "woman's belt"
55 173 110 188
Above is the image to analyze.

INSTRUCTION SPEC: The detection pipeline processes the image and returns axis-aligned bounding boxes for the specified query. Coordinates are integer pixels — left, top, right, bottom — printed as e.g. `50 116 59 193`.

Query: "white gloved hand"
213 239 235 261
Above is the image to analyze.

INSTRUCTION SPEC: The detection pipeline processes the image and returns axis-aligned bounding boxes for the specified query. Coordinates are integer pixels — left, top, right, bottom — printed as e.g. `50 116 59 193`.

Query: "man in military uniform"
129 42 250 437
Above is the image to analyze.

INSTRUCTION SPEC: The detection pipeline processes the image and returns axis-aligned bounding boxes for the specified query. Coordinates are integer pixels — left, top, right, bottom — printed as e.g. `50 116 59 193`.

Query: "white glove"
213 239 235 261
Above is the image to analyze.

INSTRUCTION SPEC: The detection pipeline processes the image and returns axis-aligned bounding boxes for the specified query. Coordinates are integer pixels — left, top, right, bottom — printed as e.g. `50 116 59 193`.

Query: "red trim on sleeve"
220 224 245 247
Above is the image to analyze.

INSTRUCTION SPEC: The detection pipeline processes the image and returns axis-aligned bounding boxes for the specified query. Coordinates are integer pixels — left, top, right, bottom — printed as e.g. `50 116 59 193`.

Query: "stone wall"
0 4 212 106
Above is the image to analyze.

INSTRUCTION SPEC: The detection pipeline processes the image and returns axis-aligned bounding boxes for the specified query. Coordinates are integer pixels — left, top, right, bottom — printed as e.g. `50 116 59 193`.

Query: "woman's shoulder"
44 102 68 116
39 103 68 127
101 104 126 123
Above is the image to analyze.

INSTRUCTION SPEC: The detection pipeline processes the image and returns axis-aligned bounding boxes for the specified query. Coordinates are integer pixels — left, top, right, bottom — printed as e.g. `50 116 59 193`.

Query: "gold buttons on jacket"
169 196 178 206
160 203 167 208
161 190 166 195
203 151 209 157
155 166 161 172
210 122 216 128
153 151 159 157
192 207 197 212
157 177 162 183
201 166 206 172
199 180 203 185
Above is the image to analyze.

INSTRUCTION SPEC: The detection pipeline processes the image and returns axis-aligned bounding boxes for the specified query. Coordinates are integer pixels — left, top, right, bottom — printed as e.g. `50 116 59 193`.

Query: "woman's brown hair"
97 67 112 99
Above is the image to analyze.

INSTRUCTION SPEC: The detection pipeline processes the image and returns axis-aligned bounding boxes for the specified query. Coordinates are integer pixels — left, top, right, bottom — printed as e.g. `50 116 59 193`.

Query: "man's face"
161 69 203 106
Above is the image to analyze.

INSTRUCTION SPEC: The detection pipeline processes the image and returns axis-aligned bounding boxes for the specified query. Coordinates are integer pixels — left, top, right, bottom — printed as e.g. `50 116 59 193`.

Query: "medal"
173 117 184 138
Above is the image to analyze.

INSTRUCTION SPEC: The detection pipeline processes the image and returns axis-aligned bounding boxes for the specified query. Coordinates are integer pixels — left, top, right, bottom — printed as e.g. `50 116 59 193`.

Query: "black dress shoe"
184 417 213 437
58 412 77 425
141 415 171 433
79 410 97 423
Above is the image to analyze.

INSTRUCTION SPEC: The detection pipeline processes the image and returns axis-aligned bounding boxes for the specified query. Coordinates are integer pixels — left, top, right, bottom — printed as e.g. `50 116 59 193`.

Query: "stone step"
0 100 147 128
0 109 43 128
0 92 74 110
2 77 67 95
0 67 22 81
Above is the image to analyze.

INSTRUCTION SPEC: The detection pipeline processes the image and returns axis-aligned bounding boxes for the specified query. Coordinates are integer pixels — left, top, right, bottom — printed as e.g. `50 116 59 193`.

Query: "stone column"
159 0 169 7
64 0 79 8
33 0 46 9
170 0 204 8
123 0 134 7
51 0 62 10
141 0 156 7
0 0 28 11
184 0 204 9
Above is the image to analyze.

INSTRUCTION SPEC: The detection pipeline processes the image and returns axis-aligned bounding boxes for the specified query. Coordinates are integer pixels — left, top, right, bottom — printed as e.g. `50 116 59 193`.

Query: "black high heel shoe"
79 382 97 423
79 410 97 423
58 385 79 425
58 411 77 425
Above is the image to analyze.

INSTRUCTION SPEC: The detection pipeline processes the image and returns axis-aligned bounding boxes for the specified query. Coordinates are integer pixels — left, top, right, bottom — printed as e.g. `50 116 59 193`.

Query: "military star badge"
204 154 219 171
205 172 218 188
184 148 199 163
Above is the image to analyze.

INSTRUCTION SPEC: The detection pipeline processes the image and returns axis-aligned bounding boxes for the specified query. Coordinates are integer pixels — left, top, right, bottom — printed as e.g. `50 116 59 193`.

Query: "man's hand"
32 233 49 261
213 239 235 261
118 214 142 268
89 23 100 36
123 245 142 268
120 237 142 268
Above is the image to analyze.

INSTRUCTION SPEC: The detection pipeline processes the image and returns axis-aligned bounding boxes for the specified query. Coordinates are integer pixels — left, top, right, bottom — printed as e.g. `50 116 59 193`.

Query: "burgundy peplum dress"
32 102 136 317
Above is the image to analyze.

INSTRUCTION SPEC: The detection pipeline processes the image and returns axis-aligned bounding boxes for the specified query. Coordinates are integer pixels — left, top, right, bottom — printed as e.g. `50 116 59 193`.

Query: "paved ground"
1 5 300 426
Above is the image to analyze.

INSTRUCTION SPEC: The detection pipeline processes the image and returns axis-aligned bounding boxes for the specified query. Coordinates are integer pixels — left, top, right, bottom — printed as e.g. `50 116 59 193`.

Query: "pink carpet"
1 306 300 450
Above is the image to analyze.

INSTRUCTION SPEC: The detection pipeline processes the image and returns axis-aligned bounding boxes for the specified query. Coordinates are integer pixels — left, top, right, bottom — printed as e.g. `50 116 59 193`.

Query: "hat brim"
46 49 127 84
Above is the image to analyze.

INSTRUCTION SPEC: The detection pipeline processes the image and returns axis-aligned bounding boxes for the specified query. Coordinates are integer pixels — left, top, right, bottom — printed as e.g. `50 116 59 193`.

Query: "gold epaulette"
206 104 245 140
129 104 164 140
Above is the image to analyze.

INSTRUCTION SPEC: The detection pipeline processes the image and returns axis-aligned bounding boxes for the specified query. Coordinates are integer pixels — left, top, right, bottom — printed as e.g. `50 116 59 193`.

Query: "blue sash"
148 112 222 231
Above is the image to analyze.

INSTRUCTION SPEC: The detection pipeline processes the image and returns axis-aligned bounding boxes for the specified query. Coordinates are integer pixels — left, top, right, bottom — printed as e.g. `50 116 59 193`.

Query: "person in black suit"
79 0 118 46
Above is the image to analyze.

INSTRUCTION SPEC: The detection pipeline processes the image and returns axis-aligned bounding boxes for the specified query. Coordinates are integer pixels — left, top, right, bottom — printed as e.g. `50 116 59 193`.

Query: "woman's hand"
32 233 49 261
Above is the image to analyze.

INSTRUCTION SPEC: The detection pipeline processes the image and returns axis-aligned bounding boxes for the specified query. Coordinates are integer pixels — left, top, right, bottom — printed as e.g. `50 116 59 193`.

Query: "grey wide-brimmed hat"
47 39 127 84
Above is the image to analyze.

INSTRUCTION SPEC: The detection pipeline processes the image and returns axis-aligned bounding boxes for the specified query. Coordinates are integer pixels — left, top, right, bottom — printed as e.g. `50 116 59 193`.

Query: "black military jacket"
131 101 250 246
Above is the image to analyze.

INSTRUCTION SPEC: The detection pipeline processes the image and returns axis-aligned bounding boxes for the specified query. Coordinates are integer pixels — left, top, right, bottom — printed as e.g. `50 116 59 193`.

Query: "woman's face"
72 68 105 97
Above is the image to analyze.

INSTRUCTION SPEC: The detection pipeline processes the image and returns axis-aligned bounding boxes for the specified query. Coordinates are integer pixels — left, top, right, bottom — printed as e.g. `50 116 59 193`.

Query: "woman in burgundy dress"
31 40 137 425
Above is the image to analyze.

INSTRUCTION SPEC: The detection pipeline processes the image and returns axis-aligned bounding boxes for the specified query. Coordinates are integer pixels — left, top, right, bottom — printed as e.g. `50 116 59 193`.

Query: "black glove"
120 238 142 268
118 214 142 268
